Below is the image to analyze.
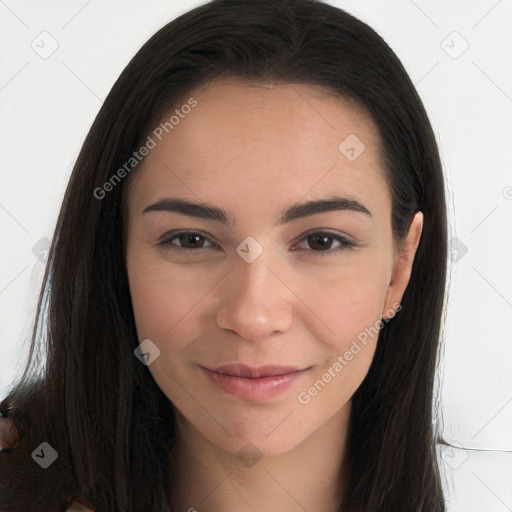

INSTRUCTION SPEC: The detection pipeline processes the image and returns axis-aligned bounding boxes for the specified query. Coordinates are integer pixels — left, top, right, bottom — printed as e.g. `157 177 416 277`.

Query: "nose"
215 254 295 342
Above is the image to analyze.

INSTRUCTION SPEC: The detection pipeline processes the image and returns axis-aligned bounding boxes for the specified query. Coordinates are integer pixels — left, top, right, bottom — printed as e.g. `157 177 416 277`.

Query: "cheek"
289 257 389 410
293 270 386 421
127 254 213 343
127 258 212 400
293 256 390 351
295 339 377 431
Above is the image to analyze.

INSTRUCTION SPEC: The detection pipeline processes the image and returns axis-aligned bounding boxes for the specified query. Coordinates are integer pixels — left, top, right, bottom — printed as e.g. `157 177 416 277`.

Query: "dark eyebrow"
142 195 372 227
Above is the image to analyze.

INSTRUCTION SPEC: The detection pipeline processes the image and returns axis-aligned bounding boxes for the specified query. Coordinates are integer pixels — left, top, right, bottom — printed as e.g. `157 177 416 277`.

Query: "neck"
169 402 351 512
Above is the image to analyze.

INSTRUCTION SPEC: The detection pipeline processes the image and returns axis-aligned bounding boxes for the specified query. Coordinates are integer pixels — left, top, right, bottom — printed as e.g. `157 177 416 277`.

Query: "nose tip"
217 303 294 342
215 263 295 341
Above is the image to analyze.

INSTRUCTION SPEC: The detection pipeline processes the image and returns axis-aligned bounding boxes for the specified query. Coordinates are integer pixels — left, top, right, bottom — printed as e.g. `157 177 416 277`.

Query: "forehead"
128 77 389 222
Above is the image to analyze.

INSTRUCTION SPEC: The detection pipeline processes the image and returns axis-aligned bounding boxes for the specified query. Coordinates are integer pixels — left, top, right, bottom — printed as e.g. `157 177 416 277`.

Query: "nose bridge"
215 245 295 340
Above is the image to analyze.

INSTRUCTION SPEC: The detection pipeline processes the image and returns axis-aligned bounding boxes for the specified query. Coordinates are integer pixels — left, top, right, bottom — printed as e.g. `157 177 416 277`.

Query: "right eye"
158 231 219 253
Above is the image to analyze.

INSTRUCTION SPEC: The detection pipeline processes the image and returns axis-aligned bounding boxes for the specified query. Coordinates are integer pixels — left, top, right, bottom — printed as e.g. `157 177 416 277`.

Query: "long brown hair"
0 1 447 510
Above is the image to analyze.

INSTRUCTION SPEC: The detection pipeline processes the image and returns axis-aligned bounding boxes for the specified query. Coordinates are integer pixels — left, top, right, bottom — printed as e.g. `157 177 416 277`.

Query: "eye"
158 231 218 252
291 230 357 256
158 229 357 256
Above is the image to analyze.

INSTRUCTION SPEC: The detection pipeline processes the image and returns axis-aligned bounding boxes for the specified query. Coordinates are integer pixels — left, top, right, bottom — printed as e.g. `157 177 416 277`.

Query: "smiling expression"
125 76 422 456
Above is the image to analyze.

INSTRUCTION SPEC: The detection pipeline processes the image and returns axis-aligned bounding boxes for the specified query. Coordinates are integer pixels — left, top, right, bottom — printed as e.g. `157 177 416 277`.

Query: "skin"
125 77 423 511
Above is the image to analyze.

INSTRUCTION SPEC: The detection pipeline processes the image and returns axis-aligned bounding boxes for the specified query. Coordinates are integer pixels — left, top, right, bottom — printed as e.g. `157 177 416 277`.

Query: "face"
125 77 422 457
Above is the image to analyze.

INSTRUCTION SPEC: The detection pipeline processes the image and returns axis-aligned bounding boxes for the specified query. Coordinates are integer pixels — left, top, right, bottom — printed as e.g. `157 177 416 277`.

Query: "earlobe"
382 211 424 318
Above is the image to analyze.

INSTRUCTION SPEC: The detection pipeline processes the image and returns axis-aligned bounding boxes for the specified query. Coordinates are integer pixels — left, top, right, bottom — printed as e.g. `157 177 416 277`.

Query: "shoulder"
0 390 95 512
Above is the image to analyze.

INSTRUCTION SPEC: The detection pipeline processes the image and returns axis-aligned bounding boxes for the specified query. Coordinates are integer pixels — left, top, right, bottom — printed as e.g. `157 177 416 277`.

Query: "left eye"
158 230 356 255
292 231 356 254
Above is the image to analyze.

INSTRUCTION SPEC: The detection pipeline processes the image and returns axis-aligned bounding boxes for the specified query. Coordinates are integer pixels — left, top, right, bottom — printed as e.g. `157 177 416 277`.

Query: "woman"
0 0 447 510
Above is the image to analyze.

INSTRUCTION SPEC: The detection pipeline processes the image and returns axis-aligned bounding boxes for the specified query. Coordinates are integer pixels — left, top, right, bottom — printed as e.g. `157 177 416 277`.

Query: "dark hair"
0 0 447 510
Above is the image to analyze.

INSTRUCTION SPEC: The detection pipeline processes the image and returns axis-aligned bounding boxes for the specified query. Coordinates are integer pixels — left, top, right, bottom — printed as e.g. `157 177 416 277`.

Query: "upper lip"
207 363 307 379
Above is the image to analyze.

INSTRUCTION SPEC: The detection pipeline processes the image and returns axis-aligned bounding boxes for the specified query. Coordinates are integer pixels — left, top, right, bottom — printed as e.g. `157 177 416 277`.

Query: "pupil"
310 234 332 250
182 234 202 247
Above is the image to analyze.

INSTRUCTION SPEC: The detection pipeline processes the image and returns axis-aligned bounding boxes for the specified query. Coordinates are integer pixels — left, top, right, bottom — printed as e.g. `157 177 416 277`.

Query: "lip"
202 364 311 401
212 363 305 379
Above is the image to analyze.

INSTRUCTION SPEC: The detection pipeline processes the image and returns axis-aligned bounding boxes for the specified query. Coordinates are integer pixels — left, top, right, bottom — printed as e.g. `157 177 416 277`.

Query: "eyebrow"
142 195 372 227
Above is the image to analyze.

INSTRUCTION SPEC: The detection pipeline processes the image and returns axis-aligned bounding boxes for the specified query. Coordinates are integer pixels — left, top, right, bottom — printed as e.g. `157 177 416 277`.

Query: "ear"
382 211 423 318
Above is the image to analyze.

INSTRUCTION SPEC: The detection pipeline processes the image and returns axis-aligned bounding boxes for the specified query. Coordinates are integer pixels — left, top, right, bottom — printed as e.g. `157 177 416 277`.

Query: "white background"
1 1 511 510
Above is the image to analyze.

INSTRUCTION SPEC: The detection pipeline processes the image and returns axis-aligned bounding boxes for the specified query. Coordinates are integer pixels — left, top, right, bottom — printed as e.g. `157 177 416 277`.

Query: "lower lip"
202 367 308 401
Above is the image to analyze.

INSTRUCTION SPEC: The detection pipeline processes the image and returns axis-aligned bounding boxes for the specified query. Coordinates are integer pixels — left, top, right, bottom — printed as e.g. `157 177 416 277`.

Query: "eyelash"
157 230 357 256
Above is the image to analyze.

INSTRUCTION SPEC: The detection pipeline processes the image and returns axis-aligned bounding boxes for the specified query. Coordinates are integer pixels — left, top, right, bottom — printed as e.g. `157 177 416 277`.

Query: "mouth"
209 363 309 379
201 363 312 401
